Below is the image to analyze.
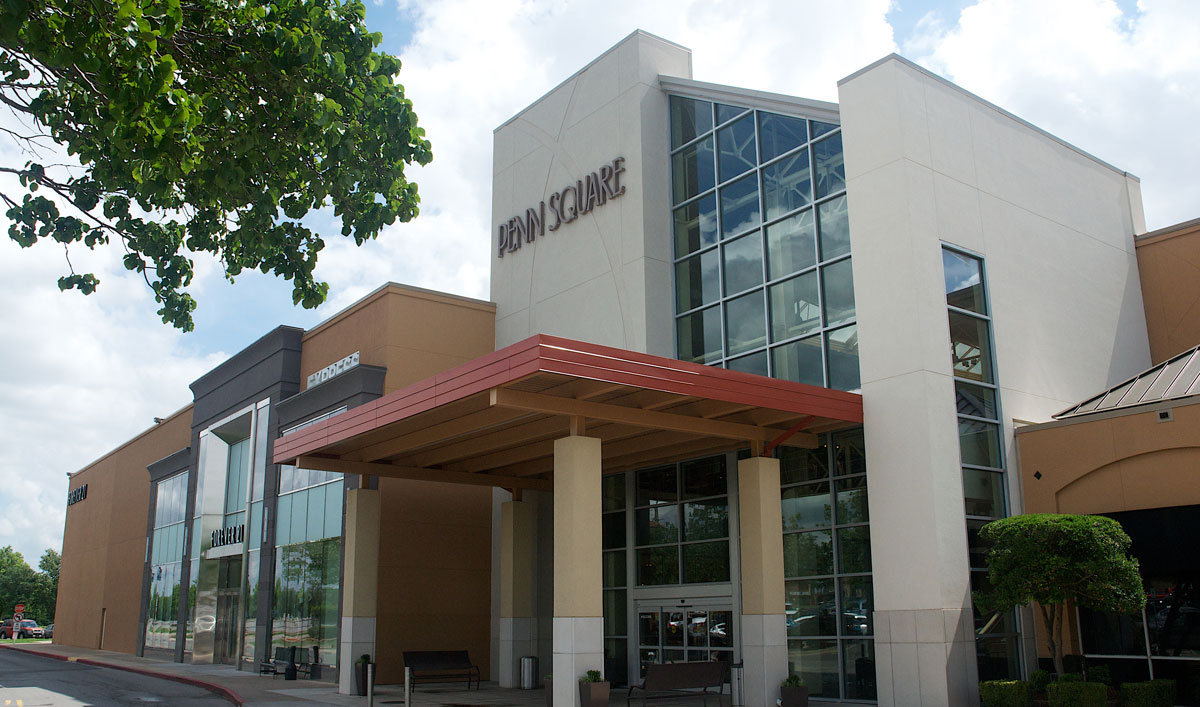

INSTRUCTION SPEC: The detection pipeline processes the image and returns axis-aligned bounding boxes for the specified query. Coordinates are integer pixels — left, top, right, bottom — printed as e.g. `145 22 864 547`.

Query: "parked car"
44 624 53 639
0 619 45 639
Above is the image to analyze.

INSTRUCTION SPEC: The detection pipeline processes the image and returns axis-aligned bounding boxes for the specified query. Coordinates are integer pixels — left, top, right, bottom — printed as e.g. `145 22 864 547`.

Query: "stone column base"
552 616 603 707
742 613 787 707
872 608 979 707
498 617 538 688
338 616 376 695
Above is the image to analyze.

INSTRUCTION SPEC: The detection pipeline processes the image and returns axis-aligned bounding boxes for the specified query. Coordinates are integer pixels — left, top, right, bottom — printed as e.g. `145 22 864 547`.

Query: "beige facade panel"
56 406 192 653
1136 219 1200 364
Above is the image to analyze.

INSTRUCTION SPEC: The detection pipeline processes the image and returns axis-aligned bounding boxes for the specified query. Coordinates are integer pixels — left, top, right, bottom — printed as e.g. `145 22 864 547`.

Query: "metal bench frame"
402 650 481 691
627 661 728 706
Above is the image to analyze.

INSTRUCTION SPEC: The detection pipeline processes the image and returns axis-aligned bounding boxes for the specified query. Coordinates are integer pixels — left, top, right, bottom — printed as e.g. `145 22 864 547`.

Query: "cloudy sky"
0 0 1196 567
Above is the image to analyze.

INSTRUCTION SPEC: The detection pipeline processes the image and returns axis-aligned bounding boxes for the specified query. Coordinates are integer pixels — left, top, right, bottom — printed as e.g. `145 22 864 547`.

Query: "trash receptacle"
521 656 539 690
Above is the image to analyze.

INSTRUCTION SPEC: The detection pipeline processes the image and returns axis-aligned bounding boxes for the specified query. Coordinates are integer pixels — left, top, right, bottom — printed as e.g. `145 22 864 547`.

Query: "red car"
0 619 45 639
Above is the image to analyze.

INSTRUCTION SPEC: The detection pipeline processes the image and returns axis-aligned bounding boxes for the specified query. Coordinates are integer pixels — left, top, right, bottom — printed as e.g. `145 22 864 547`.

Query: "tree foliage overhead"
977 513 1145 675
0 0 432 330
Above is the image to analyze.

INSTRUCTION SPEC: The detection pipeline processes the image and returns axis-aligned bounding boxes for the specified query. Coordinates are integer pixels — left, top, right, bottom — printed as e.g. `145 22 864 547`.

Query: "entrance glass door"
636 604 734 678
213 557 242 665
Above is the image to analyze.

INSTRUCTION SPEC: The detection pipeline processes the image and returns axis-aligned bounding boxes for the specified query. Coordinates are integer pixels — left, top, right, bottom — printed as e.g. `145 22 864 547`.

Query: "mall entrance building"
57 31 1199 706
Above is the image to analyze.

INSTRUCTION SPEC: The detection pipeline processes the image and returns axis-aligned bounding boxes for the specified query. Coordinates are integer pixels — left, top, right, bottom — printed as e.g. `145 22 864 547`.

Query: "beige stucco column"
738 456 788 707
339 487 380 694
552 435 603 707
498 499 537 687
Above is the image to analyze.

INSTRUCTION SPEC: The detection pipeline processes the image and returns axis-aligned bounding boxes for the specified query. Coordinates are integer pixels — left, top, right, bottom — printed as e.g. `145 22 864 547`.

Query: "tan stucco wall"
55 406 192 654
1017 399 1200 658
300 283 496 394
1136 219 1200 364
375 478 493 682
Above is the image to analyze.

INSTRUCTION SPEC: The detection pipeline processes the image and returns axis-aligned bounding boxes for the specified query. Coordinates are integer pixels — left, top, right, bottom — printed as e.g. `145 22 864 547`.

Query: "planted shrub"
1149 679 1176 706
1088 665 1111 686
1059 674 1084 683
980 680 1029 707
1048 681 1107 707
1119 682 1157 707
1029 669 1052 696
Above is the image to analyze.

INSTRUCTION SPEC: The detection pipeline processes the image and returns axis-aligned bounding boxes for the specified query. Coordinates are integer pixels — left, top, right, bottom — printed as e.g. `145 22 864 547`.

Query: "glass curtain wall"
670 95 858 391
272 465 342 670
941 247 1020 680
244 404 268 664
781 429 875 701
147 472 188 652
602 474 628 687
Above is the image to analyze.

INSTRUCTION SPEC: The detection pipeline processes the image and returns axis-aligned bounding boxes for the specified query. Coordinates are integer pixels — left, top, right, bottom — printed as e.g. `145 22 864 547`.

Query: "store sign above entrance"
497 156 627 258
307 351 360 389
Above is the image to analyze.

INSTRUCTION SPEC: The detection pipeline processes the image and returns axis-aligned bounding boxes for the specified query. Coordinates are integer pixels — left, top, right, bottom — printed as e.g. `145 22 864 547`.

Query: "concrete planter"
578 680 611 707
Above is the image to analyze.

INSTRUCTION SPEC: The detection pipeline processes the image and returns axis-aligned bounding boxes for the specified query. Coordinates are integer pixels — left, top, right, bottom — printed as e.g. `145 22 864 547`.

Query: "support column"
339 487 380 695
738 456 788 707
498 499 537 688
552 435 603 707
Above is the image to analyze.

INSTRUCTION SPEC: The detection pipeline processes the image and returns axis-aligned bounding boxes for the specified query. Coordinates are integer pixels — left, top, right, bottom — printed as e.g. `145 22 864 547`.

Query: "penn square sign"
497 157 626 257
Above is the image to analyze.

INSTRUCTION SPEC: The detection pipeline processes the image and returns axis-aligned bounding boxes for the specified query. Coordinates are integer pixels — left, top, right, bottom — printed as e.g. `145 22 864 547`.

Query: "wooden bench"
627 661 727 706
402 650 480 691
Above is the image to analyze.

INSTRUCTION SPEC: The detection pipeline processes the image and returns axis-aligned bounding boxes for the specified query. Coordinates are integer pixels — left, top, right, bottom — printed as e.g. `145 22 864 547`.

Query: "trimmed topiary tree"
976 514 1144 675
979 679 1029 707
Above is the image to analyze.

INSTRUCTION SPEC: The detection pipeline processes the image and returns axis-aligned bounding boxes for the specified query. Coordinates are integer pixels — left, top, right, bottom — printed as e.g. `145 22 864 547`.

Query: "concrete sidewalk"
0 641 551 706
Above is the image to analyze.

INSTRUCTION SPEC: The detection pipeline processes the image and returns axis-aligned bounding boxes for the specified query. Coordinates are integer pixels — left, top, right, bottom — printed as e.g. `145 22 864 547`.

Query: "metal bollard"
404 667 412 707
367 662 374 707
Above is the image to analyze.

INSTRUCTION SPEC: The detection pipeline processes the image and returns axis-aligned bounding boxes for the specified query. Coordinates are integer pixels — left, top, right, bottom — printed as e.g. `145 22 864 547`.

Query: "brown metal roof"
273 335 863 490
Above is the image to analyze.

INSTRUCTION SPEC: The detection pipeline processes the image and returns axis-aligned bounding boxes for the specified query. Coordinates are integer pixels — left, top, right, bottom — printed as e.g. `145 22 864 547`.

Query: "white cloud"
904 0 1200 229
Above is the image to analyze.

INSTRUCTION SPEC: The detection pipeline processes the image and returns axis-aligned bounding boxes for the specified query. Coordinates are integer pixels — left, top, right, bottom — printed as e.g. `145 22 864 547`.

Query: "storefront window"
146 473 188 653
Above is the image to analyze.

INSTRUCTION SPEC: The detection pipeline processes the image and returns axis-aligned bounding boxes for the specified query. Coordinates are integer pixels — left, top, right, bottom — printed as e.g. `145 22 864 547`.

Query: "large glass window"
146 472 188 653
782 429 874 701
634 457 730 587
670 97 856 390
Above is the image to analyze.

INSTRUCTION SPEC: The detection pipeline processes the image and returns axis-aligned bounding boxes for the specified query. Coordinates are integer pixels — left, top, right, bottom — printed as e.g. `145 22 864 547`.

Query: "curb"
0 643 245 705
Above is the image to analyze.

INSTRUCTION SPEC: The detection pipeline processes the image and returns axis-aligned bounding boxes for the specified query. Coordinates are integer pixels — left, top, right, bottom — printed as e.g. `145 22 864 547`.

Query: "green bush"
1059 673 1085 683
1088 665 1112 686
1048 681 1107 707
1149 679 1176 706
1029 669 1052 695
980 680 1029 707
1119 682 1157 707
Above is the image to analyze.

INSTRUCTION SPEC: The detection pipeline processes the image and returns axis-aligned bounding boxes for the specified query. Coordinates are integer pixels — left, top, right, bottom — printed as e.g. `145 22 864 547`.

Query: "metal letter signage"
497 156 627 258
67 484 88 506
307 351 360 389
211 522 245 549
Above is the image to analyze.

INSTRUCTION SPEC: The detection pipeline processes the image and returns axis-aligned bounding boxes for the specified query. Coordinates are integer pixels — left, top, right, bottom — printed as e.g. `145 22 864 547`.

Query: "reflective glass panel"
837 526 872 573
943 249 987 314
722 231 763 295
966 519 989 569
769 272 820 343
759 111 808 163
725 290 766 356
682 541 730 583
766 208 816 281
788 639 839 698
962 468 1005 518
676 306 723 364
603 550 626 588
673 194 718 257
672 137 715 205
664 612 685 646
603 473 626 512
710 610 733 648
636 505 680 546
603 589 627 636
810 120 838 139
639 611 660 646
840 576 874 636
717 114 756 182
720 173 760 237
682 499 728 541
682 457 726 499
727 351 768 376
603 511 627 549
821 259 855 327
959 419 1002 469
763 148 811 221
813 133 845 199
670 95 713 150
783 530 833 577
773 336 824 386
817 195 850 260
715 103 746 125
831 429 866 476
675 249 720 313
786 578 836 637
637 546 679 586
956 381 998 420
780 444 829 485
637 466 677 506
835 476 868 524
843 640 877 700
782 482 832 530
948 311 993 383
826 325 860 392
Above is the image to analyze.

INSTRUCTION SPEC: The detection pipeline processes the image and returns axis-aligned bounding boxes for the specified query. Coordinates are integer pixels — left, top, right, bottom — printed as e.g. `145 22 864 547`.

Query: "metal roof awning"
273 335 864 491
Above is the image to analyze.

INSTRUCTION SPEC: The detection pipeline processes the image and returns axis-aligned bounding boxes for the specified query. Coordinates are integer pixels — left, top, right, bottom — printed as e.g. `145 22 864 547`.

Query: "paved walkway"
0 642 552 706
